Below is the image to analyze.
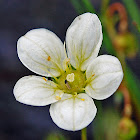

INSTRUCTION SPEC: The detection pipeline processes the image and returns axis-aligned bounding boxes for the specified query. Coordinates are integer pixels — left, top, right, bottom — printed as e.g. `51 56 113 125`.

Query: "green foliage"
44 132 67 140
124 66 140 114
122 0 140 27
113 32 138 58
70 0 86 14
81 0 95 13
114 91 123 106
101 0 110 15
118 117 137 140
70 0 95 14
102 28 116 55
93 107 121 140
69 0 140 139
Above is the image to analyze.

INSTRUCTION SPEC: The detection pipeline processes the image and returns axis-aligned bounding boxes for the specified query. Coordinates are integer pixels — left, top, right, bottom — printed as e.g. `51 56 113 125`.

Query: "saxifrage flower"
13 13 123 131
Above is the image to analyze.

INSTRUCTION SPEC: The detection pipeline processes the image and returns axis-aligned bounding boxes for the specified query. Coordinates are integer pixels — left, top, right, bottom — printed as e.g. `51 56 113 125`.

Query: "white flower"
13 13 123 131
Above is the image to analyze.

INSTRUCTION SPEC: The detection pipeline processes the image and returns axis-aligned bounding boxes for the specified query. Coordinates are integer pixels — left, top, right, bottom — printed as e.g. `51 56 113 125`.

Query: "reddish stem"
119 84 132 118
107 2 128 33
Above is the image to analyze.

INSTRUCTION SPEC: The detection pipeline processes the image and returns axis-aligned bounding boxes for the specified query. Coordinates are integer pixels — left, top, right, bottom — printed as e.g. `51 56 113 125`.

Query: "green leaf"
102 27 116 55
81 0 95 13
44 132 67 140
101 0 110 15
93 107 120 140
69 0 95 14
122 0 140 26
69 0 86 14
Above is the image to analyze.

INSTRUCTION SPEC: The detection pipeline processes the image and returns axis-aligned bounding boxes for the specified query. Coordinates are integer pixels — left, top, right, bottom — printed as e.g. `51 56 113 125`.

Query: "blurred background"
0 0 140 140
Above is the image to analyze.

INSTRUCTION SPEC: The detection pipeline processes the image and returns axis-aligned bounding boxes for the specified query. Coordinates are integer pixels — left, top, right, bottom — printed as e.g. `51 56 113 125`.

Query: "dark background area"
0 0 140 140
0 0 85 140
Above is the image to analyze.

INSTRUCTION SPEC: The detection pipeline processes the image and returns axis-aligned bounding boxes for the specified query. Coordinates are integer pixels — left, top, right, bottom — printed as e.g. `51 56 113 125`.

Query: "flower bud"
113 32 138 58
118 117 137 140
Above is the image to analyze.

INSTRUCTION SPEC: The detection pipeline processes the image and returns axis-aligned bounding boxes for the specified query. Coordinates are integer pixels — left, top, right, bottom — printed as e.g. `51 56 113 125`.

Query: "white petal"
66 13 102 71
50 93 97 131
13 76 63 106
17 28 65 77
85 55 123 100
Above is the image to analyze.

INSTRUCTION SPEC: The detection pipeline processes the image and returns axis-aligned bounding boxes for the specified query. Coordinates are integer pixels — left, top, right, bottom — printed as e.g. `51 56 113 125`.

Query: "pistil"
66 73 75 82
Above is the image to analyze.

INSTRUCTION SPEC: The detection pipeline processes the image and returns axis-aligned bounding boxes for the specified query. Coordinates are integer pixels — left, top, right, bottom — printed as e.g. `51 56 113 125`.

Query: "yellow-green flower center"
57 69 86 94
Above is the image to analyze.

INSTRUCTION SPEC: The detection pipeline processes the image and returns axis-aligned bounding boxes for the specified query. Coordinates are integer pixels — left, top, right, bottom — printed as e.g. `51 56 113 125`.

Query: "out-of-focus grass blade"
102 27 116 55
101 0 110 15
81 0 95 13
93 107 120 140
124 65 140 114
122 0 140 27
69 0 140 119
45 132 67 140
69 0 86 14
70 0 95 14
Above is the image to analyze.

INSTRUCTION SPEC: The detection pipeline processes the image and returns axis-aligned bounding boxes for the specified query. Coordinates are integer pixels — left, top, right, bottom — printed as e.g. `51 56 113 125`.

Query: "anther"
47 56 51 61
81 98 85 101
55 96 61 100
43 77 47 82
92 74 95 77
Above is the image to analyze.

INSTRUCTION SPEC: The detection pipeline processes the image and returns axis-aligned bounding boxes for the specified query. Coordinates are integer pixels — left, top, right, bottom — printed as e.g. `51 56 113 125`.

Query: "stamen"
66 73 75 82
42 77 47 82
81 98 85 101
41 68 58 82
85 73 95 84
63 42 72 72
47 56 51 61
63 58 71 72
42 76 60 89
66 58 70 64
55 96 61 100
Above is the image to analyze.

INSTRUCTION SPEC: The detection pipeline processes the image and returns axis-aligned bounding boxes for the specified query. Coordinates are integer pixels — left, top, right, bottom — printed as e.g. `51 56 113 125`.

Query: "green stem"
81 128 87 140
69 0 86 14
101 0 110 15
81 0 95 13
122 0 140 26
